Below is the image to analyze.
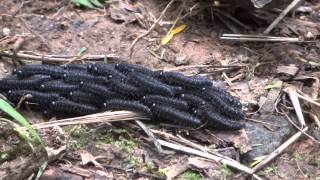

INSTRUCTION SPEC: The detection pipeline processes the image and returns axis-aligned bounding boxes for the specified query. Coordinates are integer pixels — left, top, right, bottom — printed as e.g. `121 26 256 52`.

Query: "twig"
296 93 320 107
159 64 243 72
19 17 49 48
281 109 320 144
283 87 306 127
157 139 254 174
245 118 278 126
0 51 119 62
213 9 251 30
252 127 308 173
221 34 301 42
29 111 148 129
135 120 164 154
129 0 175 54
308 113 320 128
264 0 303 34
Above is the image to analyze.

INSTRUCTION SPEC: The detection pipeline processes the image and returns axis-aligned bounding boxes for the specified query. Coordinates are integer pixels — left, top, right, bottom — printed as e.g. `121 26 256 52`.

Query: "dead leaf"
161 24 187 45
276 64 299 77
188 157 219 169
230 129 252 154
109 1 137 23
80 150 104 169
161 157 189 180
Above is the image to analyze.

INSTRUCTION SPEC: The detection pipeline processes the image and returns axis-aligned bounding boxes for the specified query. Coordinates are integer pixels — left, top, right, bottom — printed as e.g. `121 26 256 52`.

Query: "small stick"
0 51 119 62
296 93 320 107
220 34 300 42
11 37 25 52
30 111 148 129
308 113 320 128
135 120 164 154
281 109 320 144
157 139 254 174
264 0 303 34
284 87 306 127
151 129 236 161
129 0 176 53
252 127 307 173
19 17 49 48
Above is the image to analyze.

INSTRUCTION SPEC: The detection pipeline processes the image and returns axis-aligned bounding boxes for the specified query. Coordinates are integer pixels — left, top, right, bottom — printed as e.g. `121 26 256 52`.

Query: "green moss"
181 171 203 180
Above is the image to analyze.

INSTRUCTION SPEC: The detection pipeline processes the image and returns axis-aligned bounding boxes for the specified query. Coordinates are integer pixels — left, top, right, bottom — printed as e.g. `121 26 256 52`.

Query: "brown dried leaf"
188 157 219 170
80 150 104 169
109 1 137 23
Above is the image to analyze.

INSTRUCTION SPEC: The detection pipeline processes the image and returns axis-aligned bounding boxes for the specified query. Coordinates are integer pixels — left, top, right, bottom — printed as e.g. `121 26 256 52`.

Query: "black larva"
103 99 152 116
39 80 79 94
129 72 174 96
199 91 245 120
115 63 157 77
179 93 206 108
152 105 202 127
69 90 104 107
7 90 61 104
0 75 51 90
14 64 67 79
159 71 213 88
50 99 98 115
80 83 121 99
88 63 128 81
206 86 242 109
196 105 244 130
62 64 88 72
110 80 145 98
63 72 109 85
141 95 189 111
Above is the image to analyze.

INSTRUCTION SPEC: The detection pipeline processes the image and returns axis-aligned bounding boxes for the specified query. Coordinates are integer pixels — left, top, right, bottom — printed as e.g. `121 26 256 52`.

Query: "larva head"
108 75 113 79
180 94 185 98
63 73 67 78
93 66 98 73
40 84 45 89
16 70 23 76
87 64 93 72
69 91 73 96
51 101 56 105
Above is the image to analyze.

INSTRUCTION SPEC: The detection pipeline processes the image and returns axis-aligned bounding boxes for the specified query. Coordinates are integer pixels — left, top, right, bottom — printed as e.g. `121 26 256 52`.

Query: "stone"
2 27 10 36
174 53 189 66
242 114 291 163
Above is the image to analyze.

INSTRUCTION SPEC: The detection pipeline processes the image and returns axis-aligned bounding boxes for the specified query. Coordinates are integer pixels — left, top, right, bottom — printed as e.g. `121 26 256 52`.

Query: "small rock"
243 114 291 163
305 31 315 39
174 53 189 66
2 27 10 36
260 79 282 114
276 64 299 76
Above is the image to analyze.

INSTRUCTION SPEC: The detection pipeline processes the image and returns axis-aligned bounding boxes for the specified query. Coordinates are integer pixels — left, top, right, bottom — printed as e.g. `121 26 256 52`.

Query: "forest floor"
0 0 320 179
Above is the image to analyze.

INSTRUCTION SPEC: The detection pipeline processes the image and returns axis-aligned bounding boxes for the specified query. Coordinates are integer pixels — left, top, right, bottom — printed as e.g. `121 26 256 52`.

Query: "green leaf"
89 0 104 7
0 98 42 144
265 81 283 90
72 0 95 9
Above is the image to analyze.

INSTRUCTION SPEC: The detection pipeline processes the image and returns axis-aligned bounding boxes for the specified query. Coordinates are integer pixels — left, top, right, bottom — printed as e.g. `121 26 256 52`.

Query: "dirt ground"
0 0 320 179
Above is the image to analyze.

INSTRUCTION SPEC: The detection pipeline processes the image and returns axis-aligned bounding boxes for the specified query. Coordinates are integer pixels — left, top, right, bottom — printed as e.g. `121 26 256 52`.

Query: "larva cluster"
0 63 245 130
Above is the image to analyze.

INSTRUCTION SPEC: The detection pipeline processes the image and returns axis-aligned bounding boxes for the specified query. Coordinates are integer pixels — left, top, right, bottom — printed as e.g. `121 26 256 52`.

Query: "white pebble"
2 27 10 36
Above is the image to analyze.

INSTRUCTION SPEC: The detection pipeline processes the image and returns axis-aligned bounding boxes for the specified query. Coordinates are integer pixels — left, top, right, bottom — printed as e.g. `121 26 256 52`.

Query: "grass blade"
0 98 42 143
